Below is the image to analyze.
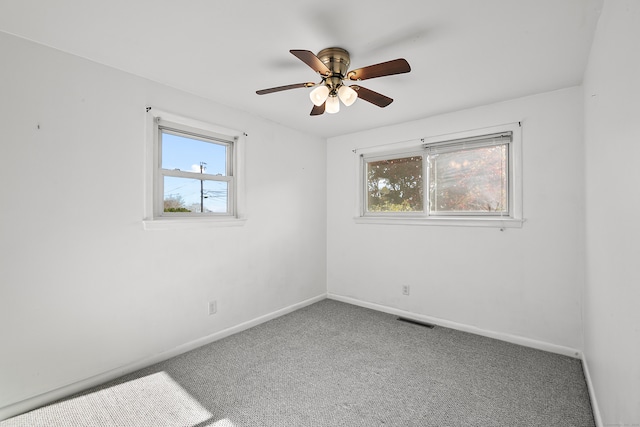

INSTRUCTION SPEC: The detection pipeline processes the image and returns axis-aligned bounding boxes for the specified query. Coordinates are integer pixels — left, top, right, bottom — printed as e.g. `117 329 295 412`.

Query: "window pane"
164 176 228 213
161 131 227 175
429 144 507 214
366 156 423 212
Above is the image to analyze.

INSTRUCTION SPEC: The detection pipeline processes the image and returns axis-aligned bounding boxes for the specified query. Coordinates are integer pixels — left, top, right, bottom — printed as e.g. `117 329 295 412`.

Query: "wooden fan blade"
256 82 315 95
352 86 393 107
348 58 411 81
290 50 331 75
310 102 325 116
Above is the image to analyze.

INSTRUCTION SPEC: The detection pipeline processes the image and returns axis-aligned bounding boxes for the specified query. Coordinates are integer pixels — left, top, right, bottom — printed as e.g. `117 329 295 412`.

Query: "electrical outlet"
402 285 410 295
208 300 217 315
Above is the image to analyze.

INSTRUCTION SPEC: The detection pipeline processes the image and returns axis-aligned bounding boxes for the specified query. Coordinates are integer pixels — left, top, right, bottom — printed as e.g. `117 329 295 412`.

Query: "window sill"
143 217 247 230
354 216 524 228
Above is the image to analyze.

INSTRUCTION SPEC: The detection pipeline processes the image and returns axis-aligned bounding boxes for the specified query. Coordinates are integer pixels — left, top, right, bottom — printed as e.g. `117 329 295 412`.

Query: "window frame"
144 108 246 230
356 123 523 228
156 119 235 217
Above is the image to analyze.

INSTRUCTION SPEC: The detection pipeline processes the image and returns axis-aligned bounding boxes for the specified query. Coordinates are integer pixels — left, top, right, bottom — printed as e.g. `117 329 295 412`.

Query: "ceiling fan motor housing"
317 47 351 92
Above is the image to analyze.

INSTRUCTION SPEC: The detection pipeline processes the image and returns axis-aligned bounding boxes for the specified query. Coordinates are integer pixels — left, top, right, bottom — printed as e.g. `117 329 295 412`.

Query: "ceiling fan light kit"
326 95 340 114
310 85 330 106
257 47 411 116
338 85 358 106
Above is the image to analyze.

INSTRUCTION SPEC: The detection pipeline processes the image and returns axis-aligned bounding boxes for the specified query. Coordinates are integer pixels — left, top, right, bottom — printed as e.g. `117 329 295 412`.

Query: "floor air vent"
397 317 435 329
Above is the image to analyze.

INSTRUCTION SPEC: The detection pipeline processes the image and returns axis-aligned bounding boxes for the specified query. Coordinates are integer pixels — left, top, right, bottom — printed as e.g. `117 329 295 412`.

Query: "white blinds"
424 132 512 154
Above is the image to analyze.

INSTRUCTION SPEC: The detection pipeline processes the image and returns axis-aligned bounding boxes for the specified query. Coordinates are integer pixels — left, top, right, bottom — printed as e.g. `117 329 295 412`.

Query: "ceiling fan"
256 47 411 116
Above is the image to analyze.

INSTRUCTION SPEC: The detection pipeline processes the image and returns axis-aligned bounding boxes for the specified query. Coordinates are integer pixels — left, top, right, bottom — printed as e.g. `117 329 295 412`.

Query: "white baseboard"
581 353 603 427
0 293 327 422
327 293 581 358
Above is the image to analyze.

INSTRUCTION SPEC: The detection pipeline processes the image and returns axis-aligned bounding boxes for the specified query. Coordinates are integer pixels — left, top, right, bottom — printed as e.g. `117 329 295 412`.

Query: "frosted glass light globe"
338 85 358 106
326 95 340 114
309 85 330 106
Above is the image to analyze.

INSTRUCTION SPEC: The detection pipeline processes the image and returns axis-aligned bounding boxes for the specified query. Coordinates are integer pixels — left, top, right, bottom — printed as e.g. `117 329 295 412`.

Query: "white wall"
4 3 639 423
583 0 640 424
327 87 585 352
0 32 327 414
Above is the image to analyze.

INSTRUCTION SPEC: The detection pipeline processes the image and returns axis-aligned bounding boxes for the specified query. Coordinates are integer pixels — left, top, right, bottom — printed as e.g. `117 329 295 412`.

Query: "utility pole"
200 162 207 213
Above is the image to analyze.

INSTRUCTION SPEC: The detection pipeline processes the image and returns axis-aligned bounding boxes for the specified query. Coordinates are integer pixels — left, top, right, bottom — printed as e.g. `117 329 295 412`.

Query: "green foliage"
163 194 191 212
367 156 423 212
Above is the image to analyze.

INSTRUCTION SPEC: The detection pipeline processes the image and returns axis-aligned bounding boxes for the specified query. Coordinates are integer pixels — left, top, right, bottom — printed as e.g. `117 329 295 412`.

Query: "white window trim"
143 107 246 230
355 122 524 228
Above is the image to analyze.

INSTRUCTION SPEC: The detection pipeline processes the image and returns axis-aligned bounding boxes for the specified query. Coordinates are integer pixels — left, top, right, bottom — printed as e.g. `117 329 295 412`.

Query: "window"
144 108 245 228
426 133 509 216
359 123 522 227
157 119 234 215
366 153 424 213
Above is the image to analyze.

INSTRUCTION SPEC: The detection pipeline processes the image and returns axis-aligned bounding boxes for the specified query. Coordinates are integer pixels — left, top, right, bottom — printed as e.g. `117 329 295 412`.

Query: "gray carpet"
2 299 595 426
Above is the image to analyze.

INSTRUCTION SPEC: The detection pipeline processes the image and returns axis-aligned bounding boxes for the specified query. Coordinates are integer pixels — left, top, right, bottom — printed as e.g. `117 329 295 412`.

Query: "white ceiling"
0 0 602 138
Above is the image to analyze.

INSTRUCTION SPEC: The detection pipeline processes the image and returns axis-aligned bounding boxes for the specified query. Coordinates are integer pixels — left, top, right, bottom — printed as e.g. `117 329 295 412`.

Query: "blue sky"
161 132 228 212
